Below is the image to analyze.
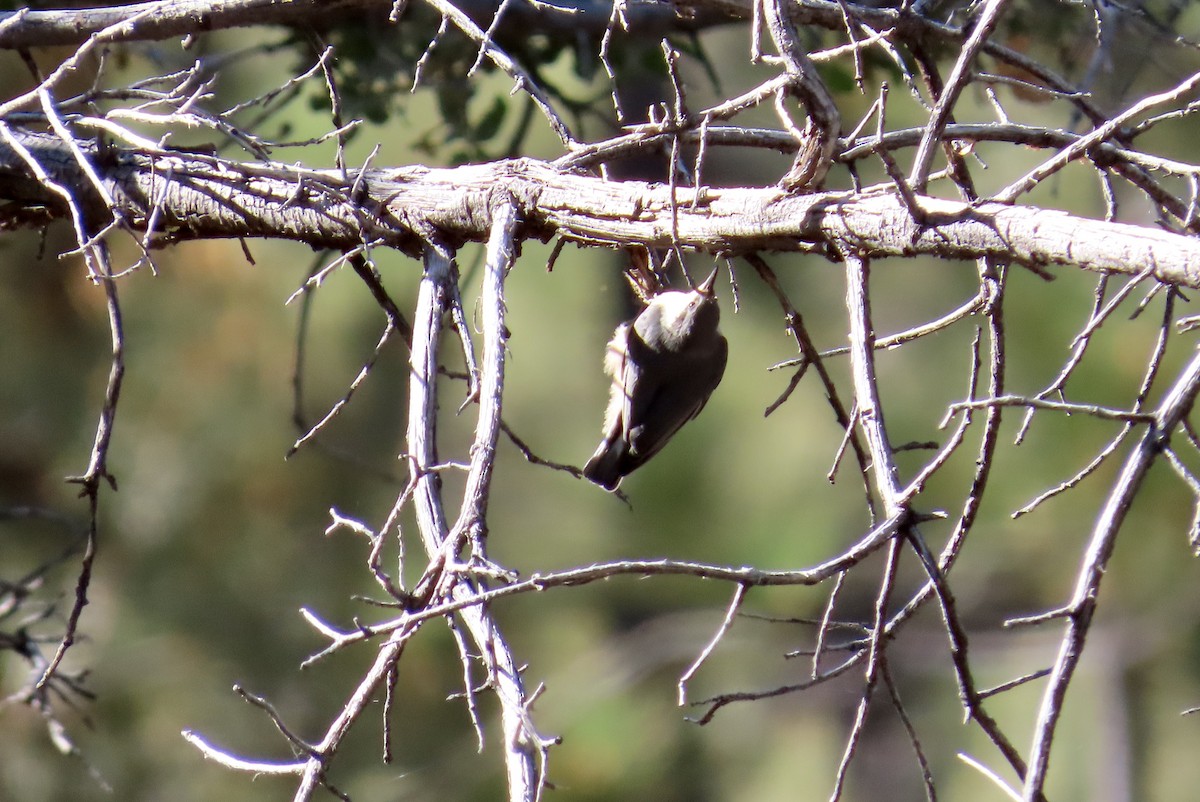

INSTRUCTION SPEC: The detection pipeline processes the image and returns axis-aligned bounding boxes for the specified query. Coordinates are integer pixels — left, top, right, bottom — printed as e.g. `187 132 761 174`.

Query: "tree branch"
2 135 1199 288
1023 346 1200 800
0 0 732 50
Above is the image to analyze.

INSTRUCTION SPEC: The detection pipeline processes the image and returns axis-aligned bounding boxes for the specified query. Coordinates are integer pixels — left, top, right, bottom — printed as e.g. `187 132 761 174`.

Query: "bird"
584 268 728 491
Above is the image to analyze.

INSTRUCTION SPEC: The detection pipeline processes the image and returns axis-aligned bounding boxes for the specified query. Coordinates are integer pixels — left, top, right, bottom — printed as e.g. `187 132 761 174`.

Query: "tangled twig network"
3 2 1200 801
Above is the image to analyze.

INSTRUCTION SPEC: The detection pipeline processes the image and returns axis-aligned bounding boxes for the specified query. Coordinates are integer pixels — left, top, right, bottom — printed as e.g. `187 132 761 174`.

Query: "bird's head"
639 269 722 351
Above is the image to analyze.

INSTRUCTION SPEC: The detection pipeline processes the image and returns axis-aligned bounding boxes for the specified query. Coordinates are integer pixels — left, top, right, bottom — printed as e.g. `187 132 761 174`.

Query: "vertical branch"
933 272 1040 789
835 251 911 793
407 243 455 559
902 47 1034 786
452 199 547 800
43 238 123 687
1022 347 1200 800
844 251 899 515
847 251 1033 790
406 210 544 802
450 197 516 554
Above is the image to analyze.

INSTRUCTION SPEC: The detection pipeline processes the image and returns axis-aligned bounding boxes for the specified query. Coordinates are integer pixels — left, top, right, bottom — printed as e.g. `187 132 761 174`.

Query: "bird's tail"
583 437 626 491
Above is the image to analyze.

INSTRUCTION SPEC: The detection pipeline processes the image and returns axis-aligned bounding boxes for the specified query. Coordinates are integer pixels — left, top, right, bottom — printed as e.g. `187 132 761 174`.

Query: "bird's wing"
684 336 727 423
626 337 727 467
583 325 635 490
604 323 635 439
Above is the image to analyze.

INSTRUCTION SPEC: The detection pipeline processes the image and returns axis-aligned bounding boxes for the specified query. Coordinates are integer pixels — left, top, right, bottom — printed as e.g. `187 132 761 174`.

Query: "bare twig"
678 583 748 705
1023 348 1200 799
763 0 840 191
910 0 1014 191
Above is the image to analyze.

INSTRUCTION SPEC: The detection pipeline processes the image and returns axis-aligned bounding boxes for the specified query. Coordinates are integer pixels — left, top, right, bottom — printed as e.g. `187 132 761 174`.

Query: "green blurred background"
4 6 1200 801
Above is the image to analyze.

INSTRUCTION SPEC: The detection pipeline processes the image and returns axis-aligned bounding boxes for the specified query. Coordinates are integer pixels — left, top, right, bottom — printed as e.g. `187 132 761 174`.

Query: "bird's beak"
697 268 719 296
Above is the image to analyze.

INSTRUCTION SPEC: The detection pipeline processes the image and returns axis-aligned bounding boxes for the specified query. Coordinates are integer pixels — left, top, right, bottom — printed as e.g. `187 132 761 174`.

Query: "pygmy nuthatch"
584 269 728 490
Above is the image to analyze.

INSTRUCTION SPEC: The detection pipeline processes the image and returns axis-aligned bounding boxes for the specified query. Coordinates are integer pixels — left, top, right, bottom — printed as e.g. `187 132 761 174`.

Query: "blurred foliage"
295 6 654 163
3 4 1200 802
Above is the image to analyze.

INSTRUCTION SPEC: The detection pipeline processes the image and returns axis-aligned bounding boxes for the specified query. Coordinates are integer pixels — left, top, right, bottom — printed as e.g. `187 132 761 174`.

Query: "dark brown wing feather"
623 335 726 474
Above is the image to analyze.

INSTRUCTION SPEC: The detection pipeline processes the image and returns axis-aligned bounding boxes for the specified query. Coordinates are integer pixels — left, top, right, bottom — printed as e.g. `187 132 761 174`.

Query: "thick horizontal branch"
2 133 1198 288
0 0 362 48
0 0 729 50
